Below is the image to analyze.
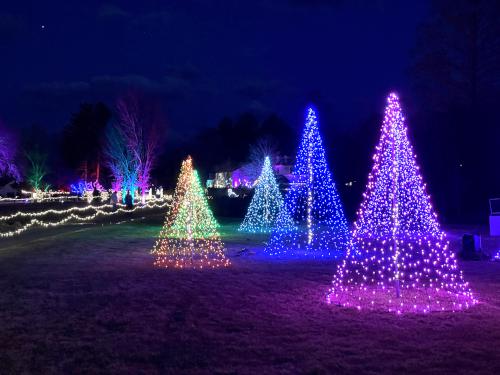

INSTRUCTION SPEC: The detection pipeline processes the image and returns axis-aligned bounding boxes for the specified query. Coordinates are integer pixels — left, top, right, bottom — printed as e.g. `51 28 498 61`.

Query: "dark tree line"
191 113 296 171
60 102 111 182
410 0 500 223
154 113 297 191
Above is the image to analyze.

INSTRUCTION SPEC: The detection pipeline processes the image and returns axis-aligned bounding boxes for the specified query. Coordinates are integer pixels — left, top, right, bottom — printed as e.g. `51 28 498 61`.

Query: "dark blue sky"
0 0 428 138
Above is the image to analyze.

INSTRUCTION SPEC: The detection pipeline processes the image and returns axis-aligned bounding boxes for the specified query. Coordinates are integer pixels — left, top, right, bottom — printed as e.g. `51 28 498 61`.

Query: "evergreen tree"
61 102 111 181
328 93 476 313
239 156 292 233
153 168 230 269
265 107 349 258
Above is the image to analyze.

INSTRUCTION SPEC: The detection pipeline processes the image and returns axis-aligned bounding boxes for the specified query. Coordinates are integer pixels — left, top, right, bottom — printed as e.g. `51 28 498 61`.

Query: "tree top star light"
327 93 477 313
265 106 349 258
239 156 292 233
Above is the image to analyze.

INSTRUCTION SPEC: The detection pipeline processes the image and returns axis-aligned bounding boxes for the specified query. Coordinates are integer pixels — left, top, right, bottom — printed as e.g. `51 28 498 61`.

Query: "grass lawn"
0 217 500 374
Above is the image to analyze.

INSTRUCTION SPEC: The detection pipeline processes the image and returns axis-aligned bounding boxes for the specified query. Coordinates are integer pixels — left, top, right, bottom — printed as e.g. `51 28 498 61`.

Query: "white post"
392 118 401 299
307 126 313 246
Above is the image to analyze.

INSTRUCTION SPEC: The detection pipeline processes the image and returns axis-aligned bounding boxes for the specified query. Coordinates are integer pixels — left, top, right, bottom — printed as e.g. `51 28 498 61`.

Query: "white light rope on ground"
0 199 171 238
0 202 120 221
0 198 169 222
0 196 81 204
0 190 72 203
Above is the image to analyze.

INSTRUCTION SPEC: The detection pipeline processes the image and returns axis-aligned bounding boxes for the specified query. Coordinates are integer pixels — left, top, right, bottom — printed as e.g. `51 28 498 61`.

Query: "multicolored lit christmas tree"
327 93 477 313
168 156 193 225
239 156 293 233
151 156 193 255
153 167 230 269
265 107 349 258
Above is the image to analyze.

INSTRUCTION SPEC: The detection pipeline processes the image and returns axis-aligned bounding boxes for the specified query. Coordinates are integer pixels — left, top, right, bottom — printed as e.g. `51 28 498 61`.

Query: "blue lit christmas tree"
265 107 349 258
239 156 293 233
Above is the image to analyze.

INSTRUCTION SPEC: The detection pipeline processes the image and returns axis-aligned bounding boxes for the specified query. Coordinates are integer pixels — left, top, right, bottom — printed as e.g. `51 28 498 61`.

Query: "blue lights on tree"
265 107 349 258
239 156 293 233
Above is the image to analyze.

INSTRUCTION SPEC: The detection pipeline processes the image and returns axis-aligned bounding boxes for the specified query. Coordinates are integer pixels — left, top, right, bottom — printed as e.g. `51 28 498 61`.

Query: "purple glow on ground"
0 222 498 373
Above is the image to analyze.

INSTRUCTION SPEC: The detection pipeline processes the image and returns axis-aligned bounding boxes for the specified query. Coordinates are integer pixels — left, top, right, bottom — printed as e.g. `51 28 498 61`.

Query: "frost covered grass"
0 218 499 374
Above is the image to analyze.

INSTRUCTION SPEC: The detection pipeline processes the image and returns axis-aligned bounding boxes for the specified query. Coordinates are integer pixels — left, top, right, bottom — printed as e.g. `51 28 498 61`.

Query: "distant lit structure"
207 159 293 191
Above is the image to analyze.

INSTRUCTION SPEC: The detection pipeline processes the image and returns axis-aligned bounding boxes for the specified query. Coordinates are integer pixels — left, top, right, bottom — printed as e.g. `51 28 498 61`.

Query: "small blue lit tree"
265 107 349 258
239 156 293 233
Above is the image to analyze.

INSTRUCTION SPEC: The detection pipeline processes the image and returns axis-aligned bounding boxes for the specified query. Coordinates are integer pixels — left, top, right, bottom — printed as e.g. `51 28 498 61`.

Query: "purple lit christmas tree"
265 107 348 258
328 93 477 313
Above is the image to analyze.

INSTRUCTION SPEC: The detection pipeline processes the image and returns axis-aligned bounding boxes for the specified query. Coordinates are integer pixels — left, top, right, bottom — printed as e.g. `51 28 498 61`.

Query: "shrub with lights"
327 93 477 313
153 164 230 269
70 180 106 202
265 107 349 258
239 156 292 233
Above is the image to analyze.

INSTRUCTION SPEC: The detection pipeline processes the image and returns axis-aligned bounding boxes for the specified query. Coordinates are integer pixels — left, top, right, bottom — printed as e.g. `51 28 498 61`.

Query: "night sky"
0 0 428 137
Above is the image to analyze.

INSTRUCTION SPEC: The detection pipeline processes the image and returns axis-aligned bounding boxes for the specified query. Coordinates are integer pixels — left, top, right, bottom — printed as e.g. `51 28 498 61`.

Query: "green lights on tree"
152 160 230 269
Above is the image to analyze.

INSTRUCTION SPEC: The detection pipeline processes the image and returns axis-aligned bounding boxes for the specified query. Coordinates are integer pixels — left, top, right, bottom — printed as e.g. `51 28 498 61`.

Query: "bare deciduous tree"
115 92 165 202
0 122 20 182
104 123 138 201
